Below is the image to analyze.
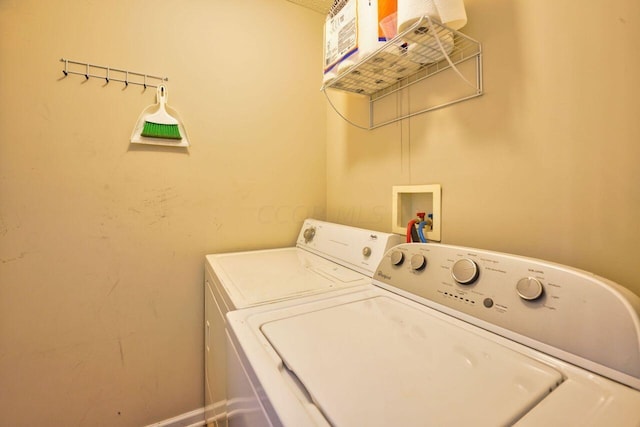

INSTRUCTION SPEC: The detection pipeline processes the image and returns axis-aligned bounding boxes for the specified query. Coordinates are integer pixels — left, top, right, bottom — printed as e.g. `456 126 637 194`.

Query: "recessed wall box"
392 184 442 242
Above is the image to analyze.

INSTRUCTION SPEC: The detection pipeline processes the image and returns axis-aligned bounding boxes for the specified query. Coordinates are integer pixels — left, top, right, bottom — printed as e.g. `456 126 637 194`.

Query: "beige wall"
327 0 640 296
3 0 639 424
0 0 325 425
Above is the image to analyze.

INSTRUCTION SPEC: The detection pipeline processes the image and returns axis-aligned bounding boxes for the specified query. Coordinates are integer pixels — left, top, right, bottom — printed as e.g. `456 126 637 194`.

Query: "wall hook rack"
60 58 168 88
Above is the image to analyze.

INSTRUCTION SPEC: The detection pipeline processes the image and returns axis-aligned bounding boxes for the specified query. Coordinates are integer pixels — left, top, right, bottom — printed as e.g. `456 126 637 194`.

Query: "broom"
140 85 182 140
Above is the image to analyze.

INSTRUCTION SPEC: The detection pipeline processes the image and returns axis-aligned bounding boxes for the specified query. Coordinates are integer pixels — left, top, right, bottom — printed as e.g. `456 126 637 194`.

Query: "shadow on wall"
400 0 524 151
325 0 524 166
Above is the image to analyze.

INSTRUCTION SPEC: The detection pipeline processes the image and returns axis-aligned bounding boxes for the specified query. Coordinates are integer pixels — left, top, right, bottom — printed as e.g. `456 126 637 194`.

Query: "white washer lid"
211 248 368 308
261 296 564 426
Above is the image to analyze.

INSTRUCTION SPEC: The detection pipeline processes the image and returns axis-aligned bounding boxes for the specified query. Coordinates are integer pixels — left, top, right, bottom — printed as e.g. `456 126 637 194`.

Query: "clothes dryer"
204 219 402 426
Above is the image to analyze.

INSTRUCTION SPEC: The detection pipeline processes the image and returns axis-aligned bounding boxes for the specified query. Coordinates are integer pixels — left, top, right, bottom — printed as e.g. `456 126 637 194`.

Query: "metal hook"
59 57 168 89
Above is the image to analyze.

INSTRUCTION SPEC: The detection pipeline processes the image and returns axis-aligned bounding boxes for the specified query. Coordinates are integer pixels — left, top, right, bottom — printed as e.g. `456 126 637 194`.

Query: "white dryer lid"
261 295 564 426
211 248 369 308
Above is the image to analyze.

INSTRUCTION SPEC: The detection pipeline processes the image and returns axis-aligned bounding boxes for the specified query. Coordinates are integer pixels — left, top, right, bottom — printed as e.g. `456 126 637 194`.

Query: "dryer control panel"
296 219 403 277
374 243 640 386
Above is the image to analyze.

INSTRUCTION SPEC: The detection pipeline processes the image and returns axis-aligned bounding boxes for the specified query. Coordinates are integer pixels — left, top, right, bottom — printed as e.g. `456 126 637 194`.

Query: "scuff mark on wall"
1 252 27 264
0 213 22 238
107 279 120 297
133 186 181 226
118 338 125 367
150 298 158 319
0 215 7 236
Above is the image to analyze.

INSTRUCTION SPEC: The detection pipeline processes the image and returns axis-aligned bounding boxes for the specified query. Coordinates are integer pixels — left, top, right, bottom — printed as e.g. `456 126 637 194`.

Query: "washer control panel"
375 243 640 381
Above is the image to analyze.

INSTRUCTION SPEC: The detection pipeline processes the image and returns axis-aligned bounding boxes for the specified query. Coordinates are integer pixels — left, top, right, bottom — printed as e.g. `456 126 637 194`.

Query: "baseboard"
204 400 228 425
144 407 205 427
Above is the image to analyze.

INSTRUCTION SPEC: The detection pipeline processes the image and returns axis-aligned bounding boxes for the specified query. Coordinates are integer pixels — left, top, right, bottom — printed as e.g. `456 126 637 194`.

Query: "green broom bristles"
141 121 182 140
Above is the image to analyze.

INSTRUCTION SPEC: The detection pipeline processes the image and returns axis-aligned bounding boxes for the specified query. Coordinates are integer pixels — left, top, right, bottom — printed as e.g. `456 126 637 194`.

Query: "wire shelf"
321 16 483 129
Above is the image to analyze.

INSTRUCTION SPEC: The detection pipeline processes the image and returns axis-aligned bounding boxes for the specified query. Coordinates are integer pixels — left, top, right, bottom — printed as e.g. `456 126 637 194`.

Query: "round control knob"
362 247 372 257
516 277 544 301
302 227 315 243
410 254 427 271
390 250 404 266
451 258 479 284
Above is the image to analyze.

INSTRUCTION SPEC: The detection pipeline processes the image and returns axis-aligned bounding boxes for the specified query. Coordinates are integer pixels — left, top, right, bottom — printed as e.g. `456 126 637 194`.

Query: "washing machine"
226 242 640 426
204 219 403 426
